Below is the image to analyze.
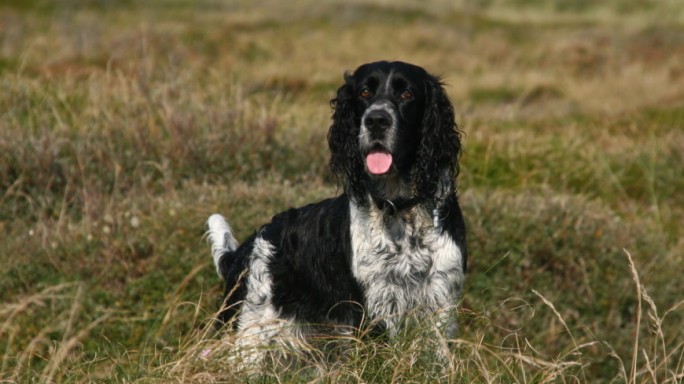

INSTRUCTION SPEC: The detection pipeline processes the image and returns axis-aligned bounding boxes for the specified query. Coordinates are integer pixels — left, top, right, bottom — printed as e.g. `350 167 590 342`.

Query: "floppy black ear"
328 73 365 199
414 76 462 200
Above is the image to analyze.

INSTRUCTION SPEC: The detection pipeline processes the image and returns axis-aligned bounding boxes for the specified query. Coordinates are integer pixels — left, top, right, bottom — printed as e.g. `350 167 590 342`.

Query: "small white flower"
199 348 212 360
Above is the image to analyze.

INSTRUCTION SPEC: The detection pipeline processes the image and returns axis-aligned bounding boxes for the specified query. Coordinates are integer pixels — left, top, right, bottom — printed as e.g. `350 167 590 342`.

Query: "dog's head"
329 61 461 205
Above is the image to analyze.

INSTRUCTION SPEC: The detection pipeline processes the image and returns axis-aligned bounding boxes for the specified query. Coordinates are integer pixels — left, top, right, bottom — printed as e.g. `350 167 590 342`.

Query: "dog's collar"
371 195 423 216
370 194 446 231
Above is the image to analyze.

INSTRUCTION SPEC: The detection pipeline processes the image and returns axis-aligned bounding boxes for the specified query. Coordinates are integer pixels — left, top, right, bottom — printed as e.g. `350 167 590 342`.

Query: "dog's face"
329 61 460 204
350 62 429 178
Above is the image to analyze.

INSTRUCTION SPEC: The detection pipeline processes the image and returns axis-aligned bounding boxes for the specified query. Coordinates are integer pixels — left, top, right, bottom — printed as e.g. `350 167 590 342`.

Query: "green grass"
1 0 683 382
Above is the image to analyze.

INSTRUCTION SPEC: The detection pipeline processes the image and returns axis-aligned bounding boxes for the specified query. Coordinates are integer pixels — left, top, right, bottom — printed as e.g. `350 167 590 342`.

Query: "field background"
1 0 683 382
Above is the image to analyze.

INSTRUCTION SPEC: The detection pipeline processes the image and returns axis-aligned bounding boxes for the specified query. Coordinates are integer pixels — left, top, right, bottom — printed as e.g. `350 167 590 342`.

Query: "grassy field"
1 0 684 382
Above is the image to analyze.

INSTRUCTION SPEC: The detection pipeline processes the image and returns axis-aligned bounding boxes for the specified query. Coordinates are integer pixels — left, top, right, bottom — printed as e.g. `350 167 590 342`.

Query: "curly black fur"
328 72 366 202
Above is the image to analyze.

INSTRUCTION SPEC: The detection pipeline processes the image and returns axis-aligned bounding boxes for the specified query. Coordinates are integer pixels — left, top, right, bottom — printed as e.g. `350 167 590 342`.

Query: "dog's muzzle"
363 109 392 139
360 102 397 175
360 102 397 143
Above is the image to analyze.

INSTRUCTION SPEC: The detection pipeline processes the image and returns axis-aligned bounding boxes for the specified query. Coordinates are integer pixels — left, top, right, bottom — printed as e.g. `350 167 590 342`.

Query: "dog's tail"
206 214 239 277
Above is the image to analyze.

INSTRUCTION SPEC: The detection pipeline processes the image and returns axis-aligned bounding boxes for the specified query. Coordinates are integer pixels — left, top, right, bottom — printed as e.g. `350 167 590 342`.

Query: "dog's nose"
363 110 392 132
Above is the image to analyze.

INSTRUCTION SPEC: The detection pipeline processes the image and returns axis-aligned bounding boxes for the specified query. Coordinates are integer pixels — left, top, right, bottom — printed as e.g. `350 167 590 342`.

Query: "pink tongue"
366 152 393 174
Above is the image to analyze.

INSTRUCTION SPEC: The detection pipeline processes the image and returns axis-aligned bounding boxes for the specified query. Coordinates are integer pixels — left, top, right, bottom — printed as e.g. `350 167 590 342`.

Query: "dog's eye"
400 90 413 100
359 88 372 99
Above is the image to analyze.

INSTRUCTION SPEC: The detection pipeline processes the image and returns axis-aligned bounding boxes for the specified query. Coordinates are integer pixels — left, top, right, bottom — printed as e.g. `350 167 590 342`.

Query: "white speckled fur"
349 199 464 338
220 233 304 365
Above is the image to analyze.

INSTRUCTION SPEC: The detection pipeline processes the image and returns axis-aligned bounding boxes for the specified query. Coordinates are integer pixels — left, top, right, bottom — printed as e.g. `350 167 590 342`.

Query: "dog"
206 61 467 362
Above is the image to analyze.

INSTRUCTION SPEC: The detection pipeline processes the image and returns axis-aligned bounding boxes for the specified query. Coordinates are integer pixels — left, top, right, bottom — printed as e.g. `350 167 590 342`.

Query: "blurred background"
1 0 683 381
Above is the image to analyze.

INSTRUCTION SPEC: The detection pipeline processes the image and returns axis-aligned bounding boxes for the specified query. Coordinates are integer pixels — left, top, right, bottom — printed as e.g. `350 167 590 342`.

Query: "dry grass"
1 0 683 382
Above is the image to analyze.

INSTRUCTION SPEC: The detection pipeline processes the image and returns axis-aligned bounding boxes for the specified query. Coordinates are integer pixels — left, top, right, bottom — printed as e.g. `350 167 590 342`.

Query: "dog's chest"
349 203 463 332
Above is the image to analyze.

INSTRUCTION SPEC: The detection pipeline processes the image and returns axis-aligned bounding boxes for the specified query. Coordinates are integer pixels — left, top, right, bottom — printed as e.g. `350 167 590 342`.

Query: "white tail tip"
206 214 238 277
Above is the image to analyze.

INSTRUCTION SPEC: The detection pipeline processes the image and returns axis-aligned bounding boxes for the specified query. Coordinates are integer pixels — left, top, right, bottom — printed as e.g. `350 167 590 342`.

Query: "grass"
1 0 683 382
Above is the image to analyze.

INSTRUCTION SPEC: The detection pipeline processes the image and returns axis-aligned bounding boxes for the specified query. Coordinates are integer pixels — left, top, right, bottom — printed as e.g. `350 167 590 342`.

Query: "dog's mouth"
365 147 393 175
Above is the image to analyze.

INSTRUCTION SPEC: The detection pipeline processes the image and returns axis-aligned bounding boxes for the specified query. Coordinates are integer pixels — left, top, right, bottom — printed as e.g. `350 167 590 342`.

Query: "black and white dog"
207 61 466 359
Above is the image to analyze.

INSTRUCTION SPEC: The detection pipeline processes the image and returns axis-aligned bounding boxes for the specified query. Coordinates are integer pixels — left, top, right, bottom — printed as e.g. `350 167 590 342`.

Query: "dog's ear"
414 76 462 199
328 73 365 197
